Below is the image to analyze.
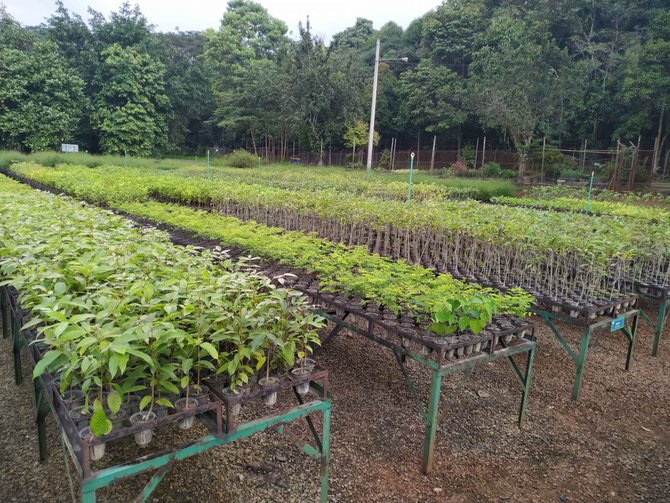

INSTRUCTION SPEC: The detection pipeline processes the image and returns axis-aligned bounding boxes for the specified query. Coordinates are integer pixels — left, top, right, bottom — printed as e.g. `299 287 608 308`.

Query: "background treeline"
0 0 668 172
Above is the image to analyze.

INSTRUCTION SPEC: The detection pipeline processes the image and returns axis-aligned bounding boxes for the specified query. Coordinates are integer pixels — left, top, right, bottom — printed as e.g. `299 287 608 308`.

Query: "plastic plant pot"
258 377 280 407
130 411 156 447
79 427 105 462
174 398 199 429
188 385 210 405
108 407 128 431
62 389 85 409
291 367 312 396
295 358 316 371
69 405 91 429
421 344 433 356
401 337 411 348
222 385 247 417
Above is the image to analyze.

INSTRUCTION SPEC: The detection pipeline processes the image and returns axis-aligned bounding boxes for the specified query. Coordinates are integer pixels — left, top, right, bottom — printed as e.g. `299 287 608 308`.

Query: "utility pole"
367 39 381 175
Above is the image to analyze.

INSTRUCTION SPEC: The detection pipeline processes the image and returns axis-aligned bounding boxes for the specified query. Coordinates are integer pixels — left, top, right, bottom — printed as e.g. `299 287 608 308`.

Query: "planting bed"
0 177 331 501
11 163 667 313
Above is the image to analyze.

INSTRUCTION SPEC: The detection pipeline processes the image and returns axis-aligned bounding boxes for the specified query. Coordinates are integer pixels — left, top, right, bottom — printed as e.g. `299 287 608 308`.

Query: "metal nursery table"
304 290 536 475
1 286 332 503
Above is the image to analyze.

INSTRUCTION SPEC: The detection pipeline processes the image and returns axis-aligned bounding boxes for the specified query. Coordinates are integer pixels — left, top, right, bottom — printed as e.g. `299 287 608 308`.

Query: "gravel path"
1 301 668 503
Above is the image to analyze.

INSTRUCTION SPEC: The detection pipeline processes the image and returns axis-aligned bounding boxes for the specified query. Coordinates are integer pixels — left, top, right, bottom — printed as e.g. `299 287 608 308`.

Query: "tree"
0 38 84 151
467 9 579 175
400 60 467 136
616 10 670 167
343 120 379 161
91 44 169 155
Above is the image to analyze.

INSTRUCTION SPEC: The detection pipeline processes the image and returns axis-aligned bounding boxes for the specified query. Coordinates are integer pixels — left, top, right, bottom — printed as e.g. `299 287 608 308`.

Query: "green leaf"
139 395 153 411
32 350 61 378
107 390 122 415
90 399 112 437
156 398 174 408
199 342 218 360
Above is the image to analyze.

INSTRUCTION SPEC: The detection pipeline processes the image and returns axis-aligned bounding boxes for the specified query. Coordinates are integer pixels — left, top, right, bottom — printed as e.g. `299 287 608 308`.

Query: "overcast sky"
4 0 441 41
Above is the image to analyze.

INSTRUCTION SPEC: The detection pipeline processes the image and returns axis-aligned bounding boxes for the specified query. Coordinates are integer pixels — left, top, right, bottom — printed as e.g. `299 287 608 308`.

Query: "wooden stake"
430 135 437 171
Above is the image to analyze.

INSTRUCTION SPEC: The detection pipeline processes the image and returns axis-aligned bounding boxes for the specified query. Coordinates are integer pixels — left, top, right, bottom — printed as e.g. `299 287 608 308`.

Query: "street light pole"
367 40 408 174
367 39 381 175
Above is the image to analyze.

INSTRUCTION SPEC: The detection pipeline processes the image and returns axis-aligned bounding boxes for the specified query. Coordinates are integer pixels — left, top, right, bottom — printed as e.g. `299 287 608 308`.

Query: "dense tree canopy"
0 0 667 171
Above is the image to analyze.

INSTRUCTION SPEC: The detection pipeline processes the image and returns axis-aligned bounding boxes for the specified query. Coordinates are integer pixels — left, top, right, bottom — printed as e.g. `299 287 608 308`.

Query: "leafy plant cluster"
4 164 534 334
222 149 258 169
0 175 322 436
492 196 670 222
524 185 670 207
12 162 670 301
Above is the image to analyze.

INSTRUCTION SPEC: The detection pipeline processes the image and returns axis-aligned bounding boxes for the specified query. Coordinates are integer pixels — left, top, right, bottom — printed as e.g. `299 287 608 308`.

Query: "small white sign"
61 144 79 153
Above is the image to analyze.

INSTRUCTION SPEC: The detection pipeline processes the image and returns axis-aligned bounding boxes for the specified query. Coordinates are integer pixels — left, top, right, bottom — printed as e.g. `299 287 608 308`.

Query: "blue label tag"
611 316 625 332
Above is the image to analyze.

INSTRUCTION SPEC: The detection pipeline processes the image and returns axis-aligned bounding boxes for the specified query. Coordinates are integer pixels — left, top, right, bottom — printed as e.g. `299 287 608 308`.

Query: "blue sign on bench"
611 316 625 332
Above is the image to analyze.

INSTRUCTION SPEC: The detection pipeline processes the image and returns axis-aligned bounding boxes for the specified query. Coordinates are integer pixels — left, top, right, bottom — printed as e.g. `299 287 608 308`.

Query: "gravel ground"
1 299 668 503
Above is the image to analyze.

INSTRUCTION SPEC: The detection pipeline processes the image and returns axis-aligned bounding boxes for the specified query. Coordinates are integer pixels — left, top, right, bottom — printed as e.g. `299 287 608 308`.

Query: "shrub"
345 161 366 170
377 149 391 170
483 162 516 179
222 149 258 169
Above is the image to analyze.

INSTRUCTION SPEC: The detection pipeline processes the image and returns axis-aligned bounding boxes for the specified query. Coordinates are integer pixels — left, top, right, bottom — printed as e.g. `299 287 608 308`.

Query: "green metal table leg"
571 325 592 401
34 377 50 461
1 288 9 339
517 343 536 426
12 313 22 385
624 314 639 371
138 465 171 503
421 369 443 474
319 405 331 503
81 486 96 503
652 299 667 357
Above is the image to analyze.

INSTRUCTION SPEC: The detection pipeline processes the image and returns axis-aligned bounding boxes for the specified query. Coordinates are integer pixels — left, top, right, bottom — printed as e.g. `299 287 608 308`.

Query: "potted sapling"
290 310 322 396
175 358 199 430
79 399 112 462
258 353 280 407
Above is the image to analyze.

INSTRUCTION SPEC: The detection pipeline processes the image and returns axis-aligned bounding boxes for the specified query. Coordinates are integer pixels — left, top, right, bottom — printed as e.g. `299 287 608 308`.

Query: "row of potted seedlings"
50 346 321 463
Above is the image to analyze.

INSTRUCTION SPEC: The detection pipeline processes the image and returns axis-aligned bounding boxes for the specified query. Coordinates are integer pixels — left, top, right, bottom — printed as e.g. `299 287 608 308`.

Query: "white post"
367 39 381 174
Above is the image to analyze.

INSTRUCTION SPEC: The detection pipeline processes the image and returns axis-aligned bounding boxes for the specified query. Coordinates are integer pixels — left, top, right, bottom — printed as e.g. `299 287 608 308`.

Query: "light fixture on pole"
367 39 408 174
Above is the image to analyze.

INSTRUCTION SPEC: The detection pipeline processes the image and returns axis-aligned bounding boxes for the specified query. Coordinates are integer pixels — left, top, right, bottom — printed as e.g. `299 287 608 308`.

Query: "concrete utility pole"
367 39 381 175
367 39 408 174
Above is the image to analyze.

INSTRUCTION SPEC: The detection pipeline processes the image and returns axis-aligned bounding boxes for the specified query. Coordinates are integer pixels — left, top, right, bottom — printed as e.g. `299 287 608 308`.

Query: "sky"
4 0 442 41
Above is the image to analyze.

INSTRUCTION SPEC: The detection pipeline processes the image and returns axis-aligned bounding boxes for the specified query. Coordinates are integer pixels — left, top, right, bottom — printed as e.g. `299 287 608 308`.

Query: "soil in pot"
62 389 85 409
129 411 156 447
258 377 280 407
187 385 210 405
69 405 91 429
291 367 312 396
174 398 199 429
79 427 105 462
107 407 128 431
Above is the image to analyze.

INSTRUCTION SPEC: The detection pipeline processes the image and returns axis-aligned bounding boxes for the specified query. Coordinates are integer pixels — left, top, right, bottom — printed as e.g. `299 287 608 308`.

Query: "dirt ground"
0 298 668 503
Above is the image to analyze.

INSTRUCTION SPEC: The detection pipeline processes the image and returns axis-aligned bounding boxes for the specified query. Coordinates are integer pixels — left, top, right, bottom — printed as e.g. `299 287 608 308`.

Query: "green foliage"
7 163 535 334
1 173 321 431
0 38 84 151
91 43 169 155
223 149 258 169
482 163 516 179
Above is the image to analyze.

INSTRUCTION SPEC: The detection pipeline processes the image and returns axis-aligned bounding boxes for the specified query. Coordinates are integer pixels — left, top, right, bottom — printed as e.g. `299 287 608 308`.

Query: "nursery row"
1 167 534 329
524 185 670 206
177 164 511 201
0 174 323 440
492 195 670 222
10 163 669 305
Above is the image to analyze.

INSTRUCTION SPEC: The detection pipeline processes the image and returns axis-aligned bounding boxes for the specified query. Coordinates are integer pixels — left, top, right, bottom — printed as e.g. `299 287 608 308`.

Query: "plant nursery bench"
299 288 536 475
1 285 332 503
